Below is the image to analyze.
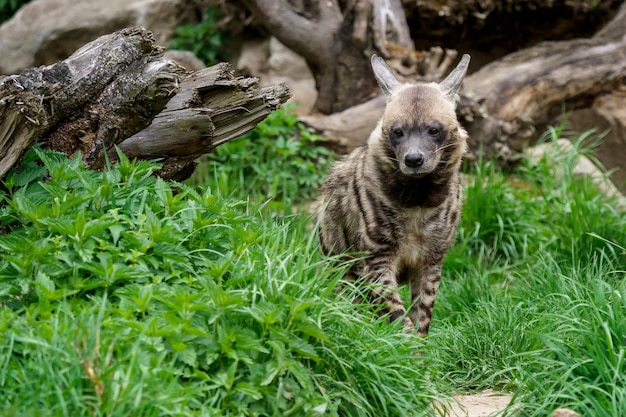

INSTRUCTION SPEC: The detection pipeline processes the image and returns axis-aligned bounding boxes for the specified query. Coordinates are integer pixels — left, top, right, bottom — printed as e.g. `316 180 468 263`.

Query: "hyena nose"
404 152 424 167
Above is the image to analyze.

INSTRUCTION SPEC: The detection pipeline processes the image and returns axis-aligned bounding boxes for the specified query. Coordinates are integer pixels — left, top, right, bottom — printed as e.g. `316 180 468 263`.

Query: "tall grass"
431 128 626 415
513 253 626 416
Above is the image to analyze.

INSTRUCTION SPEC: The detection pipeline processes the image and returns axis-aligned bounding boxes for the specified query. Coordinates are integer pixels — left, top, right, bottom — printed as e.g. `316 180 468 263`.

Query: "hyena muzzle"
316 54 470 336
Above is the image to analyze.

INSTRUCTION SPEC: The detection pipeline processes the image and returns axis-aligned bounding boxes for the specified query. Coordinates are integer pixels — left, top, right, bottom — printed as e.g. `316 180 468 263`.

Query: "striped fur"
316 54 470 335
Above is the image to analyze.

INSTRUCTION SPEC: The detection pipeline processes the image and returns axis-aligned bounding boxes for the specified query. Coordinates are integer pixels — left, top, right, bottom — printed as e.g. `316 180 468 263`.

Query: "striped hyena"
316 54 470 335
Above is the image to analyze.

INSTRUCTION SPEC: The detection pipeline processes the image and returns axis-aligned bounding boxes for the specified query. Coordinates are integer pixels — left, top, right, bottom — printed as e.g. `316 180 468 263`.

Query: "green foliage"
0 147 434 416
191 105 335 211
169 7 230 66
0 0 29 23
515 128 624 266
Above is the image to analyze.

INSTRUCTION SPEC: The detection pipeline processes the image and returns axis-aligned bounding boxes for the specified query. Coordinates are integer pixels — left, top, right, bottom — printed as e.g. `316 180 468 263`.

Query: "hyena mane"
316 54 470 336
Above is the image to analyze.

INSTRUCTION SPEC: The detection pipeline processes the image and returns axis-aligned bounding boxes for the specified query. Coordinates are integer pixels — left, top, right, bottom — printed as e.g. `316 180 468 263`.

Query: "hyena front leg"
363 260 414 331
410 263 443 336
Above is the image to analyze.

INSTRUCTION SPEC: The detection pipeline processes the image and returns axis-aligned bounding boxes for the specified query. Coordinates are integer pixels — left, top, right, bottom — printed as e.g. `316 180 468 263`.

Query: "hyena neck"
381 169 454 208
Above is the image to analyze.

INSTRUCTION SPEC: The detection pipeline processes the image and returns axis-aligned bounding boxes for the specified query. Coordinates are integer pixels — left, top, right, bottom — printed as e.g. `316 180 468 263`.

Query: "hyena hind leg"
409 265 443 336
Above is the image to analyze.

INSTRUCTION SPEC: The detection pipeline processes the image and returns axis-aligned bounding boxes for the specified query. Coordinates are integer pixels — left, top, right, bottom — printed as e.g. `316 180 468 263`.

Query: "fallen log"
0 27 291 181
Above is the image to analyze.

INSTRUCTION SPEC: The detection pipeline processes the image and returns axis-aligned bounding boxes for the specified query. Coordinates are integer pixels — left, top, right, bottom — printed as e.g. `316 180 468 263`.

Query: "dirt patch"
442 390 513 417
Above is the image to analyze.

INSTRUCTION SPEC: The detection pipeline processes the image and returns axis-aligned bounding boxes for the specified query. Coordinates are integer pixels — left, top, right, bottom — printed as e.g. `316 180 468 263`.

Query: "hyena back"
316 54 470 336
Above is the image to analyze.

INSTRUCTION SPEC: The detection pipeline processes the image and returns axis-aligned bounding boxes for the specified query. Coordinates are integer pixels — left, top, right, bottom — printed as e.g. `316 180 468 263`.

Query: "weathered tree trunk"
0 27 291 181
300 2 626 165
238 0 371 114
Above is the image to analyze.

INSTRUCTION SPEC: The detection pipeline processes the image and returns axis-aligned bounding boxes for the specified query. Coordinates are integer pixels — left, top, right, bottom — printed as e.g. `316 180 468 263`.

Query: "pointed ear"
439 54 471 105
371 54 401 98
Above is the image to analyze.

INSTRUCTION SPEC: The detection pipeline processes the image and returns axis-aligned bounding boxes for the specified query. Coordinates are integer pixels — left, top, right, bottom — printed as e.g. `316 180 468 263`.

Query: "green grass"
189 105 335 213
0 114 624 416
430 128 626 415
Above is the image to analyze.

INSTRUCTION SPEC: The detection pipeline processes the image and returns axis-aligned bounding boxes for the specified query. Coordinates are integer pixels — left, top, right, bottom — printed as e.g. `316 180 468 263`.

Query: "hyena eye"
393 129 404 138
427 127 440 136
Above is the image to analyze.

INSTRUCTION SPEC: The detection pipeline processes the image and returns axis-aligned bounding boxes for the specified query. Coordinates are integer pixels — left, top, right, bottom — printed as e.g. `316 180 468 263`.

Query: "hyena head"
370 54 470 178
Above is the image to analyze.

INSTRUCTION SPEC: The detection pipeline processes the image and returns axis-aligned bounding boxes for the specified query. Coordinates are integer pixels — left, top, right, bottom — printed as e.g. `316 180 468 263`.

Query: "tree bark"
0 27 291 181
237 0 620 116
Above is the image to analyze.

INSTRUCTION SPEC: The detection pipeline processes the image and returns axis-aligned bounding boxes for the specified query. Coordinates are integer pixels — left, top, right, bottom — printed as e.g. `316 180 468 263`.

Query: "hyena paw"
389 310 414 328
401 317 415 332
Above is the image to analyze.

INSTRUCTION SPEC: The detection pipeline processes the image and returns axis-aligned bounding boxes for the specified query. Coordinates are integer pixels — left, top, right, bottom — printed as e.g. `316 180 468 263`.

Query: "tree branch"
239 0 342 64
464 2 626 119
372 0 413 54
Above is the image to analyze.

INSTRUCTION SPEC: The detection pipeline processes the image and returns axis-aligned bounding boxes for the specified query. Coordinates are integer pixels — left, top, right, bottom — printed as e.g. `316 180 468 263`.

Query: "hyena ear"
439 54 471 106
371 54 401 99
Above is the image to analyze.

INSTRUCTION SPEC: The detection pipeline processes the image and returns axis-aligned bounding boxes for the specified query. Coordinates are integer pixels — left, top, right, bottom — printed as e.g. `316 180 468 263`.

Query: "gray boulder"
565 91 626 193
0 0 194 75
526 138 626 210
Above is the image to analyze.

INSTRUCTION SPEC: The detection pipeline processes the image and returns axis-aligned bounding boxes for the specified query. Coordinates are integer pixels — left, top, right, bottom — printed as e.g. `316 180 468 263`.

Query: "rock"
264 38 317 115
266 37 310 80
551 408 581 417
526 138 626 210
437 389 514 417
236 37 317 115
236 38 270 76
0 0 195 75
564 88 626 193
